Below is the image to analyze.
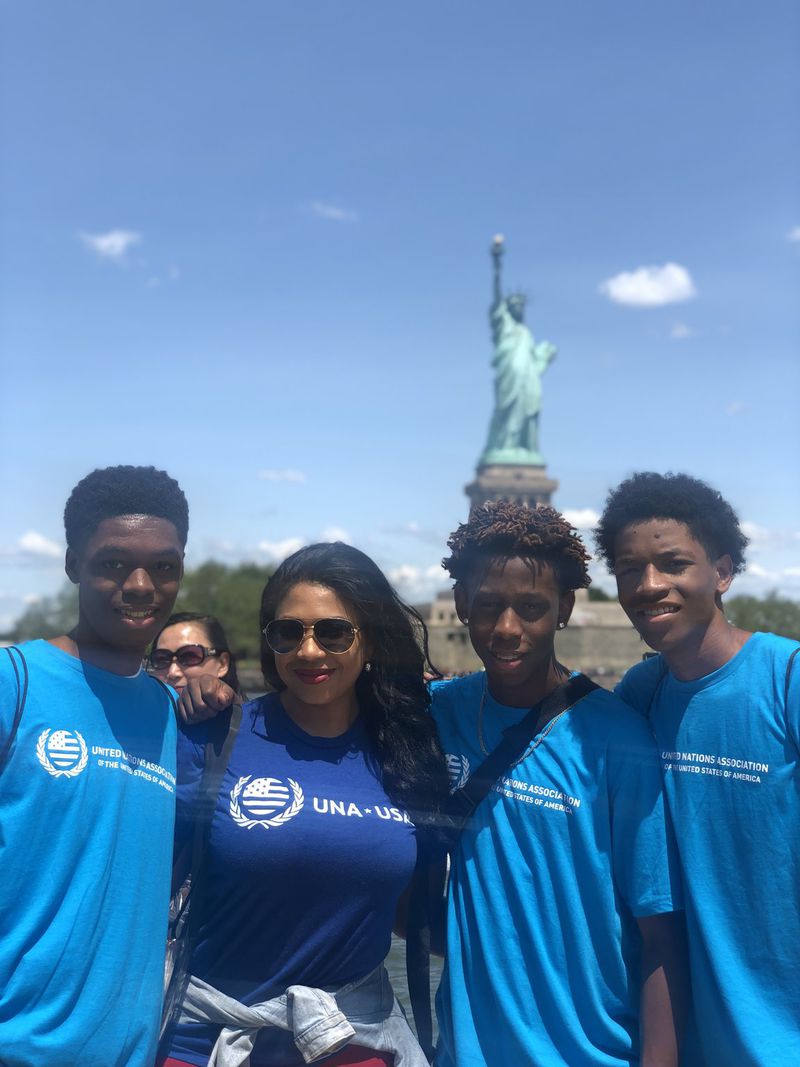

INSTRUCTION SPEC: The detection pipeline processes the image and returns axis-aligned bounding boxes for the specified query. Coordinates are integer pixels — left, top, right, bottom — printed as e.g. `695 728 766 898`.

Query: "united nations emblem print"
36 729 89 778
229 775 304 829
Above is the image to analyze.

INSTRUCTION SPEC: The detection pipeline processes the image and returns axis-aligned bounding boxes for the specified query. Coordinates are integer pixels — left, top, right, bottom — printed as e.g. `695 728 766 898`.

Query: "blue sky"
1 1 798 628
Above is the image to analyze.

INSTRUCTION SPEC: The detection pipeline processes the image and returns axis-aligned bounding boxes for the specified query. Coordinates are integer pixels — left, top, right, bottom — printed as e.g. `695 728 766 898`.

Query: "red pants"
162 1048 393 1066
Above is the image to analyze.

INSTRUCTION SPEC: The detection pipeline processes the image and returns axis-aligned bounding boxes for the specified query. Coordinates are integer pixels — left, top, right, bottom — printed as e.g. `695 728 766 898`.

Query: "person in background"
597 471 800 1066
0 465 188 1067
431 500 686 1067
161 542 449 1067
150 612 243 697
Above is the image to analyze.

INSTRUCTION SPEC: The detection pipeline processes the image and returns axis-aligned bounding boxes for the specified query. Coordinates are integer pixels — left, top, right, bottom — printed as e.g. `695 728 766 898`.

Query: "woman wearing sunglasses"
160 543 448 1067
149 612 242 696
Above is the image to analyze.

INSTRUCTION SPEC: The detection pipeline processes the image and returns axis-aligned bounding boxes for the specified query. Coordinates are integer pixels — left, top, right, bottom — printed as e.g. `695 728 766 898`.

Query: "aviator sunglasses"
263 617 360 655
149 644 221 671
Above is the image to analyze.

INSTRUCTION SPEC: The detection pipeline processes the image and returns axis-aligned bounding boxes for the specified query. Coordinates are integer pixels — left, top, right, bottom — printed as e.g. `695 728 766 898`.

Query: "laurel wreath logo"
229 775 304 830
447 753 471 793
36 729 89 778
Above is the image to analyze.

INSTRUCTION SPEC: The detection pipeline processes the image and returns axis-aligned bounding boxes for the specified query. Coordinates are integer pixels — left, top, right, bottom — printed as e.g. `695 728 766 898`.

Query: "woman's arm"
638 911 689 1067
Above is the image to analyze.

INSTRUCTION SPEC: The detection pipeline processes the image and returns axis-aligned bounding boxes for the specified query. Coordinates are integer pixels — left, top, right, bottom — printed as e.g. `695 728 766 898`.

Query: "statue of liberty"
480 235 556 466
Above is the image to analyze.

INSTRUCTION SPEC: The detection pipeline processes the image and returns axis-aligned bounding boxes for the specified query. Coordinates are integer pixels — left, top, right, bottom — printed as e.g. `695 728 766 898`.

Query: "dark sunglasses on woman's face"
149 644 220 671
263 618 360 655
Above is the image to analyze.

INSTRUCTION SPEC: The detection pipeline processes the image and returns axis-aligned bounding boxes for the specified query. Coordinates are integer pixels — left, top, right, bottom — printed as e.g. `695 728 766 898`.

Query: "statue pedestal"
465 464 559 515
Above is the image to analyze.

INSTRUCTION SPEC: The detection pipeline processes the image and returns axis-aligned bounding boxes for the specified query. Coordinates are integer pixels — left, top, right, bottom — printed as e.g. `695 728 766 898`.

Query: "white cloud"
257 537 304 562
380 520 444 546
319 526 351 543
310 201 358 223
787 226 800 243
783 567 800 578
18 531 62 559
388 563 448 602
79 229 142 261
725 400 746 417
744 562 777 581
561 508 599 531
670 321 695 340
741 521 771 547
599 262 696 307
257 469 307 483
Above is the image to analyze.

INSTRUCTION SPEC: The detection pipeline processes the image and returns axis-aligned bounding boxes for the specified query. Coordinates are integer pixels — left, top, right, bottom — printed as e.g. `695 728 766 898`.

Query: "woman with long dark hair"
161 543 449 1067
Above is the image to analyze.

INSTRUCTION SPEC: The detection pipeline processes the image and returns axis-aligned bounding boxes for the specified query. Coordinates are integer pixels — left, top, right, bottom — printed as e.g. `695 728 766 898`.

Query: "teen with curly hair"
598 472 800 1065
162 542 449 1067
432 500 686 1067
0 465 188 1066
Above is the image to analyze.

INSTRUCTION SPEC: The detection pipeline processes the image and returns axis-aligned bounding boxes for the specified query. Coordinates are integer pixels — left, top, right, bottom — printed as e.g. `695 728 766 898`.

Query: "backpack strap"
1 646 29 771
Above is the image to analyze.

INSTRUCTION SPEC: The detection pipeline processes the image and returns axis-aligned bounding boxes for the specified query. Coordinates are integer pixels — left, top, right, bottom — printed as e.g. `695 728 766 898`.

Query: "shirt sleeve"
785 645 800 753
606 711 683 917
615 655 666 721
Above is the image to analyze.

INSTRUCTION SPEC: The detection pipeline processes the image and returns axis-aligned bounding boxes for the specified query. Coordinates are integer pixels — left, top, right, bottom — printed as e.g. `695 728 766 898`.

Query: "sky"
1 1 798 629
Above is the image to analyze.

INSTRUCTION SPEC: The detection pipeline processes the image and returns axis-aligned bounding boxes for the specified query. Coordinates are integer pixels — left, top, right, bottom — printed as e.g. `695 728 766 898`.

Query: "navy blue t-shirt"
167 694 418 1067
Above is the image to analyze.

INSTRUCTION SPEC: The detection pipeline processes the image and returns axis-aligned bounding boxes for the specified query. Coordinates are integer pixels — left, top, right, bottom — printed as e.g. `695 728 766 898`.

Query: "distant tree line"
4 567 800 650
5 561 273 661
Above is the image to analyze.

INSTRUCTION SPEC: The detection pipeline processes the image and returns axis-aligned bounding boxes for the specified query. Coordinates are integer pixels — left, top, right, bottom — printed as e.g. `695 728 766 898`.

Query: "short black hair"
595 471 748 574
64 465 189 551
443 501 591 592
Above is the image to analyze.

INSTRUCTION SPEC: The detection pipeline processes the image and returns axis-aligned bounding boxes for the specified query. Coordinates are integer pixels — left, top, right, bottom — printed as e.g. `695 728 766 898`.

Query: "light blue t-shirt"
0 640 177 1067
617 632 800 1066
431 672 681 1067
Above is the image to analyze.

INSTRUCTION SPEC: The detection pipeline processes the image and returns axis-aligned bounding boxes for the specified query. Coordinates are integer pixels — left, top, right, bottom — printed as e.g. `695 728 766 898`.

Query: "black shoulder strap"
785 647 799 710
406 861 435 1062
159 702 242 1051
1 646 29 771
451 672 599 822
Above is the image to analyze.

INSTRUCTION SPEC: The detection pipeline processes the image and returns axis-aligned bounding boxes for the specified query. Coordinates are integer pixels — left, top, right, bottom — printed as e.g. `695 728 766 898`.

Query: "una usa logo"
36 729 88 778
230 775 304 830
446 753 471 792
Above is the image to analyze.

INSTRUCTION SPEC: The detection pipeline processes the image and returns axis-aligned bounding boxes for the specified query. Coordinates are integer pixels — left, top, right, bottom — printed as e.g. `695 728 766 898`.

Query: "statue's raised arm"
491 234 505 308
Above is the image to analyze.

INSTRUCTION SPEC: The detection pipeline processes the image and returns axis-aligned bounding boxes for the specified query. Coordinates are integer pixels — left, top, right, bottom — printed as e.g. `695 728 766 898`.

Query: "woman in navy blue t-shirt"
162 543 449 1067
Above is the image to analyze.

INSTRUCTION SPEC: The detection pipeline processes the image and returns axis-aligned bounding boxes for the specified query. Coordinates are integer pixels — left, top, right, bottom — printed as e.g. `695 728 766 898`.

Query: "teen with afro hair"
431 500 687 1067
0 465 188 1066
599 472 800 1065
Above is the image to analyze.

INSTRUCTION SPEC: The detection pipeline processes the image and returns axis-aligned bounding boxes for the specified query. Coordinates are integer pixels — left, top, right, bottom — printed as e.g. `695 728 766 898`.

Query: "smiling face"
66 515 184 658
272 581 368 735
151 620 230 692
456 555 574 706
613 519 733 660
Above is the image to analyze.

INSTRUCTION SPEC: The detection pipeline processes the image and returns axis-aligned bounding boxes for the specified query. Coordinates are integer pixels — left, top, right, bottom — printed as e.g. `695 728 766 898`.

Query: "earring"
364 662 372 673
462 617 469 625
557 622 566 630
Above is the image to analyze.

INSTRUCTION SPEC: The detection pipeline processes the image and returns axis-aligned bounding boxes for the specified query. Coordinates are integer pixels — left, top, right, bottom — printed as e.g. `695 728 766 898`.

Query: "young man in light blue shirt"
432 500 686 1067
0 465 188 1067
597 471 800 1066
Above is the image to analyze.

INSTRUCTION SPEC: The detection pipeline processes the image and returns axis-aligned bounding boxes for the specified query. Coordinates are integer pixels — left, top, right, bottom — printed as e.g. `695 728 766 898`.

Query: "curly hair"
64 465 189 551
258 542 450 824
595 471 748 574
443 501 591 592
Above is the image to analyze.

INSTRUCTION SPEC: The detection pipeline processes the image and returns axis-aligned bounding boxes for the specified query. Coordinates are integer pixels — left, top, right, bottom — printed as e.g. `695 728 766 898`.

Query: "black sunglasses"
149 644 221 671
263 617 360 655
